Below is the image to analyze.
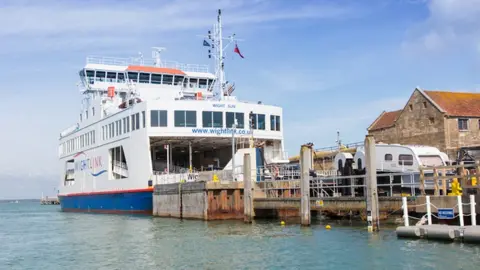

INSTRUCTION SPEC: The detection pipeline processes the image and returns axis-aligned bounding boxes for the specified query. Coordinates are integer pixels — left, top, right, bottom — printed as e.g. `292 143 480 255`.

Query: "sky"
0 0 479 199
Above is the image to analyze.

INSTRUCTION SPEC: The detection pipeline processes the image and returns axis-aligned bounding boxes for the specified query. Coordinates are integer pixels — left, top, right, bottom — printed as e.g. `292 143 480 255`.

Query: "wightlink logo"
191 128 253 136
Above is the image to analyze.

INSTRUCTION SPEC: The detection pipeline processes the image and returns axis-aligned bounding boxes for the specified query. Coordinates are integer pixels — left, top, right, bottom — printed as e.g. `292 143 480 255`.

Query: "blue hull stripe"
59 191 153 214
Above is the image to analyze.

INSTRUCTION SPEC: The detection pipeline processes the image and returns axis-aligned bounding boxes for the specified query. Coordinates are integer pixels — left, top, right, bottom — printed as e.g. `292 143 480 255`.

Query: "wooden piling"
365 135 379 232
243 153 254 223
300 144 312 226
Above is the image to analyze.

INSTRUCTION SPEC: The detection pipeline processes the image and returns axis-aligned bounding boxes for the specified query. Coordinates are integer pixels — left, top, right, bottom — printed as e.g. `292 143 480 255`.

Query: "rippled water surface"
1 201 480 269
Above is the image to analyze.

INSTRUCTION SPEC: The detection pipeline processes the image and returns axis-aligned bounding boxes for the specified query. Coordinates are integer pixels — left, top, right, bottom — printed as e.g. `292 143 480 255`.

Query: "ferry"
57 10 289 214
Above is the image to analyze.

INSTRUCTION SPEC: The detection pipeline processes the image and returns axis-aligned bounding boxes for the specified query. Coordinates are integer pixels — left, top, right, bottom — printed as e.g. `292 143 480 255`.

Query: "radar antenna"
152 47 166 67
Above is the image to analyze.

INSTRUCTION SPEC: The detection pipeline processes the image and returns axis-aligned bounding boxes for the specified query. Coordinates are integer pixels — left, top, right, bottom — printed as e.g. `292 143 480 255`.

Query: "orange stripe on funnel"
126 65 185 76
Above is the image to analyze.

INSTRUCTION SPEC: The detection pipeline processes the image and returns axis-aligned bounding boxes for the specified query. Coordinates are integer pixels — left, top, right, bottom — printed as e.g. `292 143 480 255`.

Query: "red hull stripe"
62 208 152 215
59 188 153 197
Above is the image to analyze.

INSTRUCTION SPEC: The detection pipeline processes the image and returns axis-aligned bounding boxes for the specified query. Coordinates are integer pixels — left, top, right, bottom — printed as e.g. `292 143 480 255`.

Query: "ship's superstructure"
57 10 288 214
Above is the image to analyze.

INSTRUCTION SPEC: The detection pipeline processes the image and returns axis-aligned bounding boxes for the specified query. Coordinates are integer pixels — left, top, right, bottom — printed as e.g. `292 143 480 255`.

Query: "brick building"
367 87 480 160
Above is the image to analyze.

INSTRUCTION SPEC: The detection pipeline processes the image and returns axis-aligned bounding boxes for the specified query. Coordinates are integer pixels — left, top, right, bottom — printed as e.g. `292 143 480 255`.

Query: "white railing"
86 56 210 73
152 170 234 185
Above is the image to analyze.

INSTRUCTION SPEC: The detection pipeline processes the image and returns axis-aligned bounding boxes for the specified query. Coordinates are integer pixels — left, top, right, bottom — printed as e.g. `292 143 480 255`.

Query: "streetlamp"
231 118 238 181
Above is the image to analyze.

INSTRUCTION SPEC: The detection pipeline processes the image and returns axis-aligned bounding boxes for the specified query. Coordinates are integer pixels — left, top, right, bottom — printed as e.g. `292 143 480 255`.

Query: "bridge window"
107 72 116 82
189 78 198 88
202 111 223 128
127 72 138 82
95 71 106 82
226 112 244 129
139 73 150 84
86 70 94 83
118 73 125 83
175 110 197 127
151 74 162 84
270 115 281 131
398 154 413 166
163 75 173 85
174 76 184 86
199 79 208 89
151 110 168 127
385 154 393 161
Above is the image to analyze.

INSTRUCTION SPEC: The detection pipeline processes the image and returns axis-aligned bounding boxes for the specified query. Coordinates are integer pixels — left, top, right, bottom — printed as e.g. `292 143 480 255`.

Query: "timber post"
365 135 379 232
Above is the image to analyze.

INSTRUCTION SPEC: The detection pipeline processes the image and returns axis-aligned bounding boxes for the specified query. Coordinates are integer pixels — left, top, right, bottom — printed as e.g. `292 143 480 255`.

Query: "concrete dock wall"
153 181 244 220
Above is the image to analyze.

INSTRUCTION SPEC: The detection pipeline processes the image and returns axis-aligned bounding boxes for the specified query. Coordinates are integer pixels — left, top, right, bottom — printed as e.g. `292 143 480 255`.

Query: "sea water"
1 201 480 269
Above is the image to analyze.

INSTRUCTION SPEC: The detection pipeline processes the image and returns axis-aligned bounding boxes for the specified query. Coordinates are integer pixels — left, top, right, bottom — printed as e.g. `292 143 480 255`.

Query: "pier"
152 136 480 237
40 196 60 205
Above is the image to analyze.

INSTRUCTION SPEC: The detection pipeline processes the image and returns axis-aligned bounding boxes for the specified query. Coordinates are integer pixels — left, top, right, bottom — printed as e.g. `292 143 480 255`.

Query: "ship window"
110 123 114 138
126 117 130 132
175 110 197 127
151 74 162 84
139 73 150 84
151 110 167 127
127 72 138 82
257 114 265 130
92 107 95 116
107 72 116 82
80 113 82 122
117 73 125 83
174 76 184 86
92 130 95 144
199 79 207 89
86 70 94 78
270 115 281 131
136 113 140 130
95 71 106 82
109 146 128 180
102 126 105 140
142 111 146 128
163 75 173 85
189 78 198 88
115 121 120 136
122 118 127 133
385 154 393 161
202 111 223 128
398 154 413 166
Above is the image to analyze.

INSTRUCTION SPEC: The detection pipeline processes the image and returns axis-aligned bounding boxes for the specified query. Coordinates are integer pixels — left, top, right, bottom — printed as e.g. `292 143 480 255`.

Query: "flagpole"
218 9 224 100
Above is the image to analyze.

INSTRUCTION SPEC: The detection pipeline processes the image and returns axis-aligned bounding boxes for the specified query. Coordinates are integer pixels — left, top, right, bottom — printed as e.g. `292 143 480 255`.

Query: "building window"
385 154 393 161
270 115 281 131
226 112 244 129
398 154 413 166
423 101 427 108
202 111 223 128
429 117 435 124
458 118 468 131
151 110 168 127
409 104 413 111
174 110 197 127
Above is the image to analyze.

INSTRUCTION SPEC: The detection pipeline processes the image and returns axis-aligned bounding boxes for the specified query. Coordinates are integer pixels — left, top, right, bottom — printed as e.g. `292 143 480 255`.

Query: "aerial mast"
202 9 242 100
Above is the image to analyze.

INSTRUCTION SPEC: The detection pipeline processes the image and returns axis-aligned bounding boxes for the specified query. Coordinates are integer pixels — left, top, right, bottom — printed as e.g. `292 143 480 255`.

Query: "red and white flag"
234 43 244 58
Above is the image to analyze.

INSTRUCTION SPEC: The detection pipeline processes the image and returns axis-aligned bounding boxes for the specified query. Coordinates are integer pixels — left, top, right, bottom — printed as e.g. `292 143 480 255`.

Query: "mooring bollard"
365 135 379 232
243 153 254 223
300 144 312 226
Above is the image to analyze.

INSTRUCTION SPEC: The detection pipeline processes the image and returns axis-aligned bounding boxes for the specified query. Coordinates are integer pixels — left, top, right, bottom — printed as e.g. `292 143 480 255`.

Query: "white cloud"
402 0 480 53
0 0 356 52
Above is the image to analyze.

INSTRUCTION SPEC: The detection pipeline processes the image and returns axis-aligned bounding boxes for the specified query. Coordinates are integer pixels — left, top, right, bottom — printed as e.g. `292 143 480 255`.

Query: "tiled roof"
424 90 480 117
369 110 402 131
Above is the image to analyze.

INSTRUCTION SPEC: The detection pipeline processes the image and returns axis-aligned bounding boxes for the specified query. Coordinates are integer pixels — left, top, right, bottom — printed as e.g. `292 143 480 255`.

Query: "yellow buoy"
325 225 331 230
280 221 285 226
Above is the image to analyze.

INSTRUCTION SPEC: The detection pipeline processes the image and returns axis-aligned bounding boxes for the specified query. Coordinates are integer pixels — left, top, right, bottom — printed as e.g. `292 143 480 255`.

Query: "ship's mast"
203 9 242 100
